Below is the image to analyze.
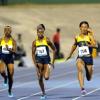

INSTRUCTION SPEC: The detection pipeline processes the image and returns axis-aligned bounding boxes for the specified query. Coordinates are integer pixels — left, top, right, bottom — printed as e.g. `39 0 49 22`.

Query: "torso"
0 37 13 54
35 36 50 58
76 34 91 57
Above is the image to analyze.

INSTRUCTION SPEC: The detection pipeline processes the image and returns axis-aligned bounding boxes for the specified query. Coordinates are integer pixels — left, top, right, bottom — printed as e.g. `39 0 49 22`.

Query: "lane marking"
0 62 75 82
17 80 78 100
0 70 76 93
72 87 100 100
17 72 100 100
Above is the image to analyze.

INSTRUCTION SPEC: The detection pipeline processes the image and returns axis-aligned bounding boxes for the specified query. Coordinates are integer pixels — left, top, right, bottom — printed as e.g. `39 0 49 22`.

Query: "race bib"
2 46 12 54
36 46 47 56
78 46 90 57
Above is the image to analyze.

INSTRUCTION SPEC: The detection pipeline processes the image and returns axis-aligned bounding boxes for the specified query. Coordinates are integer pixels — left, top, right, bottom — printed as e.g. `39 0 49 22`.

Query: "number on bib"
36 46 47 56
78 46 90 57
2 45 12 54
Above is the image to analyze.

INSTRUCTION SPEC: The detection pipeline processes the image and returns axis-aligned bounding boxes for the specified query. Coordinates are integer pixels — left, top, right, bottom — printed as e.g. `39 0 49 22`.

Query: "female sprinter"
66 21 96 95
0 26 16 97
32 24 56 99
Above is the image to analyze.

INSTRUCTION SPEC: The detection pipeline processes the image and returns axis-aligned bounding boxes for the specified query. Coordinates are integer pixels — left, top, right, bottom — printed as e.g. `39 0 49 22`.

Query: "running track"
0 57 100 100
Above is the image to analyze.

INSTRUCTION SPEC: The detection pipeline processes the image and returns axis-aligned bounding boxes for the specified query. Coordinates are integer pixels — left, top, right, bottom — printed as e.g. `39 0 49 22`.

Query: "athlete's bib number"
36 47 47 56
2 46 12 54
78 46 90 57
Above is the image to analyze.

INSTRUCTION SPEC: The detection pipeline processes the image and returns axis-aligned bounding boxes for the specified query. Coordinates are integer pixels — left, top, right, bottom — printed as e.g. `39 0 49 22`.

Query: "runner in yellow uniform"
32 24 56 99
0 26 16 97
66 21 96 95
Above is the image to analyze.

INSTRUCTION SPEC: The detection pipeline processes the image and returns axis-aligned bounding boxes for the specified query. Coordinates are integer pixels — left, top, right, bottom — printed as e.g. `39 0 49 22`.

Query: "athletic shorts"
1 54 14 64
36 57 51 64
77 56 93 65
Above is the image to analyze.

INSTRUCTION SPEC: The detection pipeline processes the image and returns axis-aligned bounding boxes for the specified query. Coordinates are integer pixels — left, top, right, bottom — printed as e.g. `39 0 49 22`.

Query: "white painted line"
17 80 78 100
0 62 73 82
0 70 76 93
51 70 76 79
17 72 100 100
0 73 35 83
72 87 100 100
0 88 7 92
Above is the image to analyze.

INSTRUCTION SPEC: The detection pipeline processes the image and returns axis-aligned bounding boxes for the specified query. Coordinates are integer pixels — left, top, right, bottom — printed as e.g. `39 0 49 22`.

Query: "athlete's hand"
51 63 55 69
34 62 38 67
65 55 71 61
87 28 92 33
52 64 55 69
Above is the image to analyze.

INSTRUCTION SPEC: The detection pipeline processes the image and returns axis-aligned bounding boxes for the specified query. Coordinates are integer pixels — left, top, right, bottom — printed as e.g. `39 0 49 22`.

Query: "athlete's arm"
87 28 94 35
66 38 77 60
32 40 37 67
12 39 17 53
0 38 1 45
47 37 56 65
0 38 2 45
89 35 96 47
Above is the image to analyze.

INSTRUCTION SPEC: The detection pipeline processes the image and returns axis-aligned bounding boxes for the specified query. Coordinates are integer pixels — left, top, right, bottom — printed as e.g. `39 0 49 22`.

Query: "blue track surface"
0 57 100 100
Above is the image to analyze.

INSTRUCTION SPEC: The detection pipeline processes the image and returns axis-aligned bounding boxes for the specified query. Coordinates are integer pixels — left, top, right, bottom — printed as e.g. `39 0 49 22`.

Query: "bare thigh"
0 60 5 73
76 58 84 72
7 64 14 76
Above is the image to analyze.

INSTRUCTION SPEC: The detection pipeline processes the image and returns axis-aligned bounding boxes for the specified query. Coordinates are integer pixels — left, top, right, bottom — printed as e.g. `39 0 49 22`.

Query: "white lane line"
0 62 74 82
0 88 7 92
0 73 35 83
72 87 100 100
0 70 76 93
15 70 76 80
72 72 100 100
17 72 100 100
51 70 76 79
0 70 76 83
17 80 78 100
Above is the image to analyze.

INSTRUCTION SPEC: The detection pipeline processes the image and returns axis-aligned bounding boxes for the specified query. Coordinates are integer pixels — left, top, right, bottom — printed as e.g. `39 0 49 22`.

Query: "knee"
77 66 83 73
87 73 92 81
0 68 5 73
44 72 49 80
77 63 83 73
39 78 42 82
8 73 13 78
44 77 49 80
8 70 14 76
78 68 83 73
8 73 13 79
38 75 43 82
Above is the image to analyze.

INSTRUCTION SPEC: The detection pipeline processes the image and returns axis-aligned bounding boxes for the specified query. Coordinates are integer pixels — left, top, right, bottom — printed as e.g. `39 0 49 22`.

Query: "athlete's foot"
3 76 8 87
40 94 47 100
81 88 87 95
8 91 14 98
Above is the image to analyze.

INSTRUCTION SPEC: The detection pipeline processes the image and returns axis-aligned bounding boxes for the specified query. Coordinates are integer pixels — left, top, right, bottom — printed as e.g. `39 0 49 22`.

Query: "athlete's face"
80 24 89 35
37 26 45 39
4 26 12 37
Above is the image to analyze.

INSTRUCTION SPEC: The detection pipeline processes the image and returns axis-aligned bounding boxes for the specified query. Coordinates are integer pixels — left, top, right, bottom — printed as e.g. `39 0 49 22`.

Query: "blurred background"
0 0 100 66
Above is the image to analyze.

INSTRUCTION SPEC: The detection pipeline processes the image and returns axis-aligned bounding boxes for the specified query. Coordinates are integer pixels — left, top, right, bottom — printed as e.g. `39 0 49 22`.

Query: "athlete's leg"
37 63 45 95
0 61 7 84
86 65 93 81
43 64 50 80
7 63 14 95
76 58 85 89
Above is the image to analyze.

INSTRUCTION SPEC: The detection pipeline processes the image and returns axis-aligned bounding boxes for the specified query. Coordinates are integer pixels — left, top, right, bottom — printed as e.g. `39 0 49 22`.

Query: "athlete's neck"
80 33 88 37
4 35 11 40
38 36 44 40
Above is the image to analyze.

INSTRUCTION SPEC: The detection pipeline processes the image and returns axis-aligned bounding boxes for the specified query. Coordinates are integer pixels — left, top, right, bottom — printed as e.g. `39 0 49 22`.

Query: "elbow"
93 42 96 47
